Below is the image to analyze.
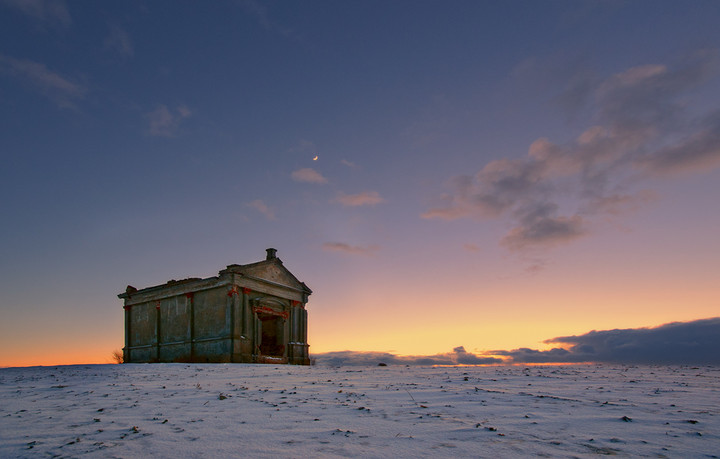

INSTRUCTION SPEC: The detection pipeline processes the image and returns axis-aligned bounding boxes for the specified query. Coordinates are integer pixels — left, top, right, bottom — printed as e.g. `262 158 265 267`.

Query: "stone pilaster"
123 304 131 362
154 301 161 362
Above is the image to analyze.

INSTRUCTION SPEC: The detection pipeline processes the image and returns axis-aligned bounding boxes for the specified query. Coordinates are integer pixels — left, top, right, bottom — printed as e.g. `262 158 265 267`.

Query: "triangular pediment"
228 259 311 293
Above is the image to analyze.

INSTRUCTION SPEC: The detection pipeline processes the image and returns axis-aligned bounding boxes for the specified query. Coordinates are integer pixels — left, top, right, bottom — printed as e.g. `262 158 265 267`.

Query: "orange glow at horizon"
2 230 718 369
1 348 123 368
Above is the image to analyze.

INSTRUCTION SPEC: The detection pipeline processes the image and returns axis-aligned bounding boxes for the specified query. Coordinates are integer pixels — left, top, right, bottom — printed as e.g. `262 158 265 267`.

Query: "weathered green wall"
121 253 311 364
194 289 229 340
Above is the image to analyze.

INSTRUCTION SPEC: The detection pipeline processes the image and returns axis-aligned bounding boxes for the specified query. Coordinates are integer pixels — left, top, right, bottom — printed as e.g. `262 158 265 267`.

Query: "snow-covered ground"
1 364 718 458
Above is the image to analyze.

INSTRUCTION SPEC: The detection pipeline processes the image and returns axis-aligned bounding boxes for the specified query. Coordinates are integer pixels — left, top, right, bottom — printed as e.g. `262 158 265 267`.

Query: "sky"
1 0 719 367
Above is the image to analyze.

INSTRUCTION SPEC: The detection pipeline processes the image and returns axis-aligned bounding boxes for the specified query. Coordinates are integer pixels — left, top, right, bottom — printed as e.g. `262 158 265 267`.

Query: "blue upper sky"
1 0 719 366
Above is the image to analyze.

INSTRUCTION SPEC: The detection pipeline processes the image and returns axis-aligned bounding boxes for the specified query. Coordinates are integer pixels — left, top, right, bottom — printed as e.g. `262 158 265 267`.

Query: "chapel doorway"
258 313 284 357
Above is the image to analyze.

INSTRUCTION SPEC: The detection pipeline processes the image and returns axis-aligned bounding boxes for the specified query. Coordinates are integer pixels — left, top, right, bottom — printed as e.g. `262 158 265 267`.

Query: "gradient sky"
1 1 719 367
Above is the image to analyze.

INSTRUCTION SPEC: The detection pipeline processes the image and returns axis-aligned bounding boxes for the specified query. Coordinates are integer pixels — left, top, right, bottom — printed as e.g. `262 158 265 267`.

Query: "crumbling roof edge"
118 276 215 299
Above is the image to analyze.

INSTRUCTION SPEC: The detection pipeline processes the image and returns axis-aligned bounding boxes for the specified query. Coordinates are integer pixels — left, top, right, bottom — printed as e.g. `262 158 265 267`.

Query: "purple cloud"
334 191 384 207
291 167 328 184
246 199 275 220
145 104 191 137
424 50 720 253
321 242 378 256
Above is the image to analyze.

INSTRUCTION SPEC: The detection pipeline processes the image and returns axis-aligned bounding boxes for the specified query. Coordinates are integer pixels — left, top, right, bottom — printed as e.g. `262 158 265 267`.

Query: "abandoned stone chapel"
118 248 311 365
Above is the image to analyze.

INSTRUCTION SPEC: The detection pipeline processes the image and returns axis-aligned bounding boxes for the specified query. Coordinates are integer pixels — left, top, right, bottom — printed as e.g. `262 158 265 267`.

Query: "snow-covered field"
1 364 718 458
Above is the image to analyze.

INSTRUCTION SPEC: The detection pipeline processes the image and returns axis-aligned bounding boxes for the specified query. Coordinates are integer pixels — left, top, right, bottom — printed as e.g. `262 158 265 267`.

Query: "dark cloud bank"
312 318 720 366
313 346 502 367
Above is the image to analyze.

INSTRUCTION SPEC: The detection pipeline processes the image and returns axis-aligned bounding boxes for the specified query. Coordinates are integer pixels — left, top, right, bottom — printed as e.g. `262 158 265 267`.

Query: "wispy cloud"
423 50 720 253
334 191 384 207
0 54 85 108
341 159 358 168
246 199 275 220
291 167 327 184
145 104 191 137
238 0 295 38
322 242 379 256
104 25 134 58
1 0 71 28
